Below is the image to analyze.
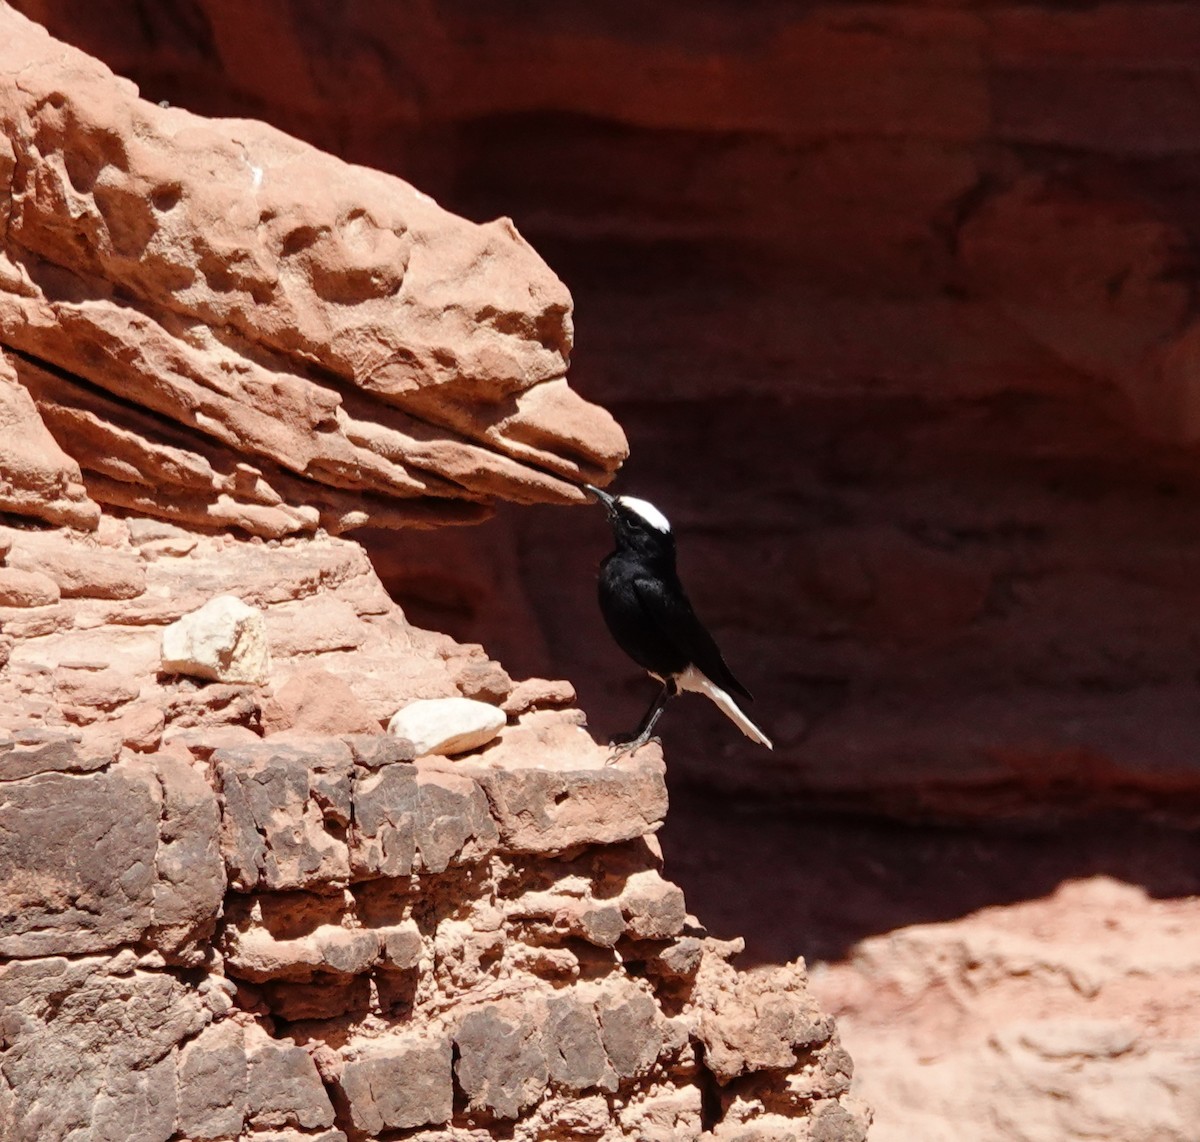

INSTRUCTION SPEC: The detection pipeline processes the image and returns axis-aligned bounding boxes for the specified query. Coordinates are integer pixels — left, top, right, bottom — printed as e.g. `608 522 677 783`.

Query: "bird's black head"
583 484 676 562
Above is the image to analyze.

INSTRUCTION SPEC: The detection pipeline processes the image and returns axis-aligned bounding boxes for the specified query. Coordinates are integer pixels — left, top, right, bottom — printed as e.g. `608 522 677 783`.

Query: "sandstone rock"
337 1036 454 1133
598 987 665 1080
263 667 379 736
245 1028 337 1130
3 528 145 599
0 726 101 780
0 8 625 541
0 957 206 1142
0 15 869 1141
0 566 61 607
618 868 689 941
343 732 414 769
53 662 139 723
263 596 367 657
546 996 618 1092
350 761 498 877
695 952 834 1085
0 353 99 529
163 680 262 731
112 700 166 752
213 741 352 891
0 762 159 956
454 1004 550 1119
386 695 506 756
459 746 668 853
225 921 380 984
502 676 577 715
148 749 224 962
175 1020 248 1141
454 657 514 703
161 595 270 685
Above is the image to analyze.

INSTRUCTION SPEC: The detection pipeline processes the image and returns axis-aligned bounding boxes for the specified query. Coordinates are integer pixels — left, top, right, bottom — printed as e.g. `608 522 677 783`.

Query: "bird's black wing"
632 576 754 702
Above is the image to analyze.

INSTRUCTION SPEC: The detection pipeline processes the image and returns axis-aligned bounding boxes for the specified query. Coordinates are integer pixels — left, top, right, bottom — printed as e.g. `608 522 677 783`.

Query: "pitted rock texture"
0 520 866 1142
0 6 626 540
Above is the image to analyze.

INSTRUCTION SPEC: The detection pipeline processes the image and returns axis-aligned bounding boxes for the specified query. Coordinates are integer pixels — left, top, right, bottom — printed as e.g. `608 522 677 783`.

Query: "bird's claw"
605 734 660 765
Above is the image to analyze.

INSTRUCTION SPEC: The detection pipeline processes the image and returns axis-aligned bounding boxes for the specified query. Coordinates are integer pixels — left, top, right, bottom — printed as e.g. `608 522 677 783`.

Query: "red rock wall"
0 10 869 1142
31 0 1200 816
11 5 1200 1139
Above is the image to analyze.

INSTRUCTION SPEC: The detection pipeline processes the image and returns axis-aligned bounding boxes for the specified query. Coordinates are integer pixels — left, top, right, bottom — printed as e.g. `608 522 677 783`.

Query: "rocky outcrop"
0 10 865 1141
0 519 867 1142
33 6 1196 1139
40 0 1200 822
0 5 626 539
820 876 1200 1142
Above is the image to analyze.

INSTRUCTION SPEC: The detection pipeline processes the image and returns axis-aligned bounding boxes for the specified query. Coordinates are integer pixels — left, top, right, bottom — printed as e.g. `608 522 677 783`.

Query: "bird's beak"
582 483 619 518
583 483 615 507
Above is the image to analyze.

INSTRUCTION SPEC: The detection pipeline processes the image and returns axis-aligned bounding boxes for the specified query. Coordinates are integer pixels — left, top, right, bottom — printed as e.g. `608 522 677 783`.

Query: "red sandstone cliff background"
13 4 1200 1137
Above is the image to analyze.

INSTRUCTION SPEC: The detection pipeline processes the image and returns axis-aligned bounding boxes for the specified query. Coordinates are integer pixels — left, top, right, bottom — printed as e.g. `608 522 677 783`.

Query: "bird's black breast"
597 552 692 677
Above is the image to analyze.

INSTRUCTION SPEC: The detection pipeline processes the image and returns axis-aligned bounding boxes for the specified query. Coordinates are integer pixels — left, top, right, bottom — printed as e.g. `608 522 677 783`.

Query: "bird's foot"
606 733 660 765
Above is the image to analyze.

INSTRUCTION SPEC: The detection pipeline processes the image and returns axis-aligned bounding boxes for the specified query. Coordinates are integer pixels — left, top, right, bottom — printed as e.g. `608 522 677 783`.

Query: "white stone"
160 595 270 684
387 697 506 757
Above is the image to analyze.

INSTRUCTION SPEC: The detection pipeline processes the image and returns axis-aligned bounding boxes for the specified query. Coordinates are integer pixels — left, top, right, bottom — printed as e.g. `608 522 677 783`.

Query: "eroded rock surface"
0 522 866 1141
0 12 864 1140
0 5 626 539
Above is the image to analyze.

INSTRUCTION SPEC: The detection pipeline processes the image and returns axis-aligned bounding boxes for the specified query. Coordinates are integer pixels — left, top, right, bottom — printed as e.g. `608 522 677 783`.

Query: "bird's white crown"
617 496 672 534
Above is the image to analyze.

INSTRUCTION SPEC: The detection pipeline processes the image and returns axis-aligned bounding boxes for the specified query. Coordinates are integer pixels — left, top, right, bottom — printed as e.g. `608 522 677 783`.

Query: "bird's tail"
677 666 773 749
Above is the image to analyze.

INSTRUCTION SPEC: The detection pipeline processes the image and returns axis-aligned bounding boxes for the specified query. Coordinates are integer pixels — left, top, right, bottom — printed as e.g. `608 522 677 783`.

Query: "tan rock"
0 726 102 781
0 566 61 607
4 529 145 599
161 595 270 685
0 761 160 956
457 743 668 854
0 957 206 1142
0 353 99 529
454 1003 550 1120
112 701 166 752
262 668 379 736
350 761 498 878
224 921 381 984
213 741 352 892
54 662 139 722
337 1035 454 1133
502 676 577 715
386 695 506 756
244 1025 337 1131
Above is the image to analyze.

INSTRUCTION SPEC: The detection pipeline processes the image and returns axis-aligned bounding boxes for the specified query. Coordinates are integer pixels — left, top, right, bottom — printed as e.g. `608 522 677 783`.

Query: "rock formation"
0 7 626 539
0 9 867 1142
21 3 1200 1139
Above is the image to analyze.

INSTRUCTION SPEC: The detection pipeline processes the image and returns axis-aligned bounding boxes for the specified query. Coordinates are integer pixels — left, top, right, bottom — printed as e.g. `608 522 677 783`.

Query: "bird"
583 483 772 757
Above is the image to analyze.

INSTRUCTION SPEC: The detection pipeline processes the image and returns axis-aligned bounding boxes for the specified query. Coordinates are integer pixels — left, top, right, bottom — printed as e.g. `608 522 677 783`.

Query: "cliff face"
0 523 863 1142
0 9 626 538
0 10 868 1142
35 0 1200 817
19 4 1200 1141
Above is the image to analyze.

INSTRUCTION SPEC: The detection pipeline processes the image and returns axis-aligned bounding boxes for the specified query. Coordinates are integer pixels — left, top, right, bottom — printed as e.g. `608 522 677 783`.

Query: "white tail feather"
677 666 773 749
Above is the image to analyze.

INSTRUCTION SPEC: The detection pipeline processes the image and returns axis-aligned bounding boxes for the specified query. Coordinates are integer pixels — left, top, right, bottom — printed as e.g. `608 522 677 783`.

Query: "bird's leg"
608 678 676 763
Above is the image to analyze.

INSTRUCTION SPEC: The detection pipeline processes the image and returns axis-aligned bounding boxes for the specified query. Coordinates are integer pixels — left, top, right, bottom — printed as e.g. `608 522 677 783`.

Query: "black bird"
584 484 772 756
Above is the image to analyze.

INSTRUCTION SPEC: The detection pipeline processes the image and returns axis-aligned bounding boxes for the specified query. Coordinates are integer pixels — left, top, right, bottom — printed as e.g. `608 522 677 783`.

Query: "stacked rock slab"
0 523 866 1142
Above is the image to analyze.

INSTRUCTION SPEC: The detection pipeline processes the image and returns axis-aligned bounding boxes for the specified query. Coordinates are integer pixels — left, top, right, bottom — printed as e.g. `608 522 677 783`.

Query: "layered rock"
31 6 1199 1140
0 11 864 1141
0 5 626 539
0 520 867 1142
